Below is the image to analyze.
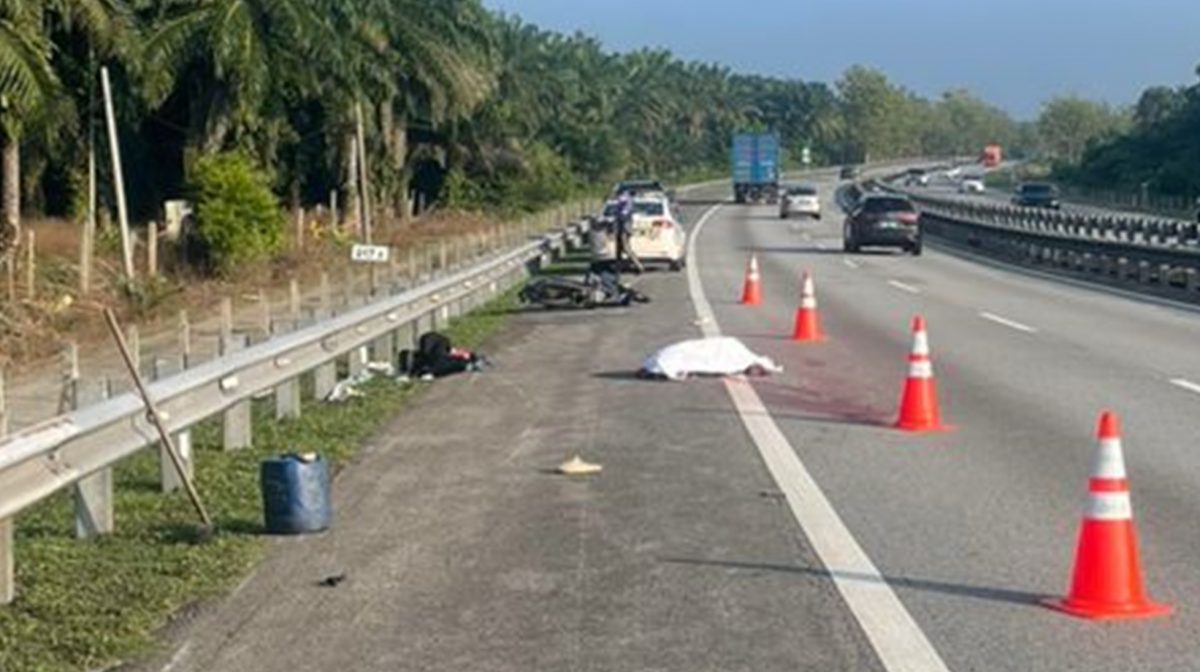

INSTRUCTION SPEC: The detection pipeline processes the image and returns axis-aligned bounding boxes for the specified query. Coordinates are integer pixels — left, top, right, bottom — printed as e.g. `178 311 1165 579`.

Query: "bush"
189 153 284 275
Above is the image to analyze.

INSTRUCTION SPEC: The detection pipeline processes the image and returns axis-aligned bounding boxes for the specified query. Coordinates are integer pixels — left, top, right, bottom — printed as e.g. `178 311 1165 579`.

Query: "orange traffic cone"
791 271 824 342
895 316 947 432
1044 411 1171 620
740 255 762 306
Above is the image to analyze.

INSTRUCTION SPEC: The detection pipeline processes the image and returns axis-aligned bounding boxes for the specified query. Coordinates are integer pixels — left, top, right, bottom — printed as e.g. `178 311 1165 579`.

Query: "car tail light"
652 219 672 228
897 212 919 225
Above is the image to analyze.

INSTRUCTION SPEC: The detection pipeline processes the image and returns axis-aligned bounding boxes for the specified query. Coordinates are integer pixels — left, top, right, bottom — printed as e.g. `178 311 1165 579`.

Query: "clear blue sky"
483 0 1200 119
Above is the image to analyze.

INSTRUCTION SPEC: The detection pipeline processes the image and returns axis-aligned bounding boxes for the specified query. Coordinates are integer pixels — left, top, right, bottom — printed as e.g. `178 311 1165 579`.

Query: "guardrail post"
348 345 367 379
0 369 11 605
222 334 252 450
154 358 194 493
72 382 113 538
312 274 337 401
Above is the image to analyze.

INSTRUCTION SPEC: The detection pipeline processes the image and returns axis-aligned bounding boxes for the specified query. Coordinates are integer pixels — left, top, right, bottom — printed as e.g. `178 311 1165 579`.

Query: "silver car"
779 184 822 220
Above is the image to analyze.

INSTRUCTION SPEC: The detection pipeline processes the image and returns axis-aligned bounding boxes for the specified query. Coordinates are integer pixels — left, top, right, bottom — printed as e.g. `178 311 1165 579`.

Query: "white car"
779 184 822 219
959 176 986 194
592 197 687 271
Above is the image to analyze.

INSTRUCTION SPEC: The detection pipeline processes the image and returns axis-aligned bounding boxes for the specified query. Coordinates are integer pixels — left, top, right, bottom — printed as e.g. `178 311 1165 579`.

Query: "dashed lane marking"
1169 378 1200 396
979 312 1038 334
687 203 950 672
888 280 921 294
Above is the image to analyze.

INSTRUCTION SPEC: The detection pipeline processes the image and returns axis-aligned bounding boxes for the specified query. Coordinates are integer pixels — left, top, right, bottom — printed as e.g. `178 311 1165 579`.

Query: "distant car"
959 176 986 194
843 195 922 255
904 168 931 187
840 165 859 180
592 195 687 271
1012 182 1061 209
779 184 822 220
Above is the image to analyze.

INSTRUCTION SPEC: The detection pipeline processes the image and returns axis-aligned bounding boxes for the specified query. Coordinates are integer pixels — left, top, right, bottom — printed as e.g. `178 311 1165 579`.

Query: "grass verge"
0 287 521 672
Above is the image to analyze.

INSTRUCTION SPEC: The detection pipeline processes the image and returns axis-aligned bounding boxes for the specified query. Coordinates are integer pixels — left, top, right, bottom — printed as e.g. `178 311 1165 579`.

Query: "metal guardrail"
0 215 589 603
868 180 1200 298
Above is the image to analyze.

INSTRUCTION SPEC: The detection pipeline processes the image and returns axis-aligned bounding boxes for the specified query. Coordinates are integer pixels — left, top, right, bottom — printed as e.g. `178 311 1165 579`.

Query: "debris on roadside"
558 455 603 476
639 337 782 381
397 332 487 380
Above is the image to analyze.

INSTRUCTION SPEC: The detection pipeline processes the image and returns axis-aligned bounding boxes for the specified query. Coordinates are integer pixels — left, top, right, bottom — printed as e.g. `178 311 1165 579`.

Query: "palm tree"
0 0 124 260
139 0 332 154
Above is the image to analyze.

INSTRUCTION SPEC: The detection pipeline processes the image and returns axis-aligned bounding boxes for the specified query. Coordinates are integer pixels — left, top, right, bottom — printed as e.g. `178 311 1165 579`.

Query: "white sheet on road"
642 337 782 381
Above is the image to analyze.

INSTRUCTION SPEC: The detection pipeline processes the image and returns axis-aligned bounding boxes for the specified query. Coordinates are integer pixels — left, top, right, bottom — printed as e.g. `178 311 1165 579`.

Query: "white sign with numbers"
351 244 391 263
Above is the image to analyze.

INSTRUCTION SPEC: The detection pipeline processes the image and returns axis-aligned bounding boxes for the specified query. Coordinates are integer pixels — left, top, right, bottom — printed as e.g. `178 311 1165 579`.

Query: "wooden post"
258 288 272 337
319 272 331 318
178 310 191 369
146 222 158 278
329 190 339 229
218 297 233 356
80 211 95 295
58 342 80 414
24 229 35 300
100 66 135 280
289 277 301 326
0 369 10 605
294 207 305 250
125 323 140 382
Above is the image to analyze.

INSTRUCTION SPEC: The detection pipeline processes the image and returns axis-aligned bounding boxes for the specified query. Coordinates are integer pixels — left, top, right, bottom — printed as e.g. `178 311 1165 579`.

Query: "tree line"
3 1 1033 269
1052 67 1200 200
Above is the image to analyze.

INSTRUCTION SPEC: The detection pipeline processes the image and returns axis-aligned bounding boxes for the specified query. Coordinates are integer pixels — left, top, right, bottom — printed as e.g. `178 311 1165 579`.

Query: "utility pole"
100 66 134 280
355 101 373 244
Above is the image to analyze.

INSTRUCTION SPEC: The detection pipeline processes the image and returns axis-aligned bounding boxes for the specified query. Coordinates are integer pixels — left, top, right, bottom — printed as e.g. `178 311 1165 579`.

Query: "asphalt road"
148 172 1200 671
685 174 1200 671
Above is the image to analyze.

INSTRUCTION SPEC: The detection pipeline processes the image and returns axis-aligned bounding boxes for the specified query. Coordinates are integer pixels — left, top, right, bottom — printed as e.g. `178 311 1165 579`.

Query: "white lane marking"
686 205 950 672
1169 378 1200 395
978 312 1038 334
887 280 921 294
843 259 860 269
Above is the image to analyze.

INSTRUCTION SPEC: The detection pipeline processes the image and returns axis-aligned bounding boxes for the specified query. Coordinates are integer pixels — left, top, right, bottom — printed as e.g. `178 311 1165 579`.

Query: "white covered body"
642 337 782 381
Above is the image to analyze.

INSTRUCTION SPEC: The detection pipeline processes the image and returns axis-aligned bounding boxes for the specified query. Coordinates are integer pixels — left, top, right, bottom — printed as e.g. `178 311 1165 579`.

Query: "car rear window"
633 201 664 216
1021 184 1054 194
789 186 818 195
862 197 914 213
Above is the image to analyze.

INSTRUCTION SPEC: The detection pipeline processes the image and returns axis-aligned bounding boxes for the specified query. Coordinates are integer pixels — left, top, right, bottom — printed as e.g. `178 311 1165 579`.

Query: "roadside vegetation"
0 287 519 672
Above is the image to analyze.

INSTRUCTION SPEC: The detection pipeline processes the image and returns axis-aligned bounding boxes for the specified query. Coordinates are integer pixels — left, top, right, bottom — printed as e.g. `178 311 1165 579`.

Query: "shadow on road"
659 556 1047 608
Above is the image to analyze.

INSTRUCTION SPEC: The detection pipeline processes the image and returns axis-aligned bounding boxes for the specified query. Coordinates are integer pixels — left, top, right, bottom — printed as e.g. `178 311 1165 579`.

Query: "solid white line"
686 205 950 672
844 259 860 269
979 312 1038 334
1169 378 1200 396
888 280 921 294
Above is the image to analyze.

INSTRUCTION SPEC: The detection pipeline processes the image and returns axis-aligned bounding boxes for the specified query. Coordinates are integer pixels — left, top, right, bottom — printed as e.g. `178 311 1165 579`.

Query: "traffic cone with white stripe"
791 271 824 342
1045 411 1171 620
740 255 762 306
895 316 947 432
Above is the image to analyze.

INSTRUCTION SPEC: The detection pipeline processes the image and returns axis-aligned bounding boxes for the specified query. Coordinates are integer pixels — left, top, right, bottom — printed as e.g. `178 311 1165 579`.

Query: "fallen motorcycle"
519 271 650 309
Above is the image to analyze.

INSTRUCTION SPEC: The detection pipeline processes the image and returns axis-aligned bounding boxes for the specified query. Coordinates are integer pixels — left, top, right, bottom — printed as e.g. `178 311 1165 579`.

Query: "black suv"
844 195 922 255
1012 182 1061 209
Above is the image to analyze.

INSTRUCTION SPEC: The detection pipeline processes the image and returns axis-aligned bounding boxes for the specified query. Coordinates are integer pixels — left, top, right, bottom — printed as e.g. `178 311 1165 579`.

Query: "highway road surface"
147 172 1200 672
